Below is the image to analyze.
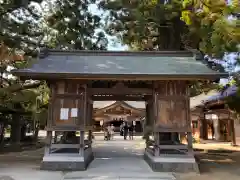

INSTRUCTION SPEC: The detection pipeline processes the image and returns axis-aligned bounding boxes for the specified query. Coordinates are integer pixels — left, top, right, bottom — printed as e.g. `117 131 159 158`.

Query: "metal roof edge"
39 48 194 58
10 71 228 81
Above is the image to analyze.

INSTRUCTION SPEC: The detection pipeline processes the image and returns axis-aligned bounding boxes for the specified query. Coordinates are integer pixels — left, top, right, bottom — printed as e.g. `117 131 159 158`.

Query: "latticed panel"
171 99 188 129
155 80 190 130
50 80 86 127
52 98 83 126
156 99 171 128
55 80 85 95
156 99 189 129
155 81 187 96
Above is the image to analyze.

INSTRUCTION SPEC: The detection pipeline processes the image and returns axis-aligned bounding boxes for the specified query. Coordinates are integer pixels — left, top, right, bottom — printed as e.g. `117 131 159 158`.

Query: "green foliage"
98 0 226 96
225 76 240 114
189 81 220 96
1 0 109 128
181 0 240 58
44 0 108 50
98 0 189 50
1 0 45 117
0 0 44 55
227 95 240 113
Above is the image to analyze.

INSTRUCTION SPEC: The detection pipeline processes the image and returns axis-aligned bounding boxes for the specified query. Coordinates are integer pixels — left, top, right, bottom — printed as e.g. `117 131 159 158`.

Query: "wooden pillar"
79 130 85 156
44 130 52 155
145 101 151 126
44 82 54 156
88 100 93 143
88 130 92 141
230 119 236 146
144 102 150 142
148 100 154 130
154 81 192 155
197 117 201 139
200 112 208 140
213 118 221 141
79 84 87 156
186 87 193 153
187 132 193 154
53 131 58 143
150 95 160 155
154 132 160 156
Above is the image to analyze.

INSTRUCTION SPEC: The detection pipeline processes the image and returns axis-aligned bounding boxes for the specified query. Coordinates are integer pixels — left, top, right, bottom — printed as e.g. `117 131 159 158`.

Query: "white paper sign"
71 108 78 117
60 108 69 120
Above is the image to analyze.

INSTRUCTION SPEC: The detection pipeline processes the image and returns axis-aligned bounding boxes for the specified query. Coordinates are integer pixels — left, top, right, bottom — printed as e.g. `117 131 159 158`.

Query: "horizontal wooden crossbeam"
153 127 191 132
89 87 152 95
92 95 149 101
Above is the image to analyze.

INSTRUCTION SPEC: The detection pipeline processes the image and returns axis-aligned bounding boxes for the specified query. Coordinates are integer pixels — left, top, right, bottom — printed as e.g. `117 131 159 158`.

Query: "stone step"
63 172 176 180
64 177 174 180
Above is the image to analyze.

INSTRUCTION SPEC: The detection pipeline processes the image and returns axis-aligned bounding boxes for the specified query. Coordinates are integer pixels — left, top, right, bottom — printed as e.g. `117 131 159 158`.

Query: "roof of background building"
190 90 219 109
93 101 146 109
203 85 237 103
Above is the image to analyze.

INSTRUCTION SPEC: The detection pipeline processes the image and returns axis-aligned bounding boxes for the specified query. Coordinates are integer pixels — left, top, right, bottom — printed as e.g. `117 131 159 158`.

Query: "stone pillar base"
144 150 199 173
41 149 94 171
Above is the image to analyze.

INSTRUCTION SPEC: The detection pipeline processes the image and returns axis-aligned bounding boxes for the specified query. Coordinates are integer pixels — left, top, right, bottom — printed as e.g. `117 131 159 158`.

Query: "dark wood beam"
92 95 149 101
89 88 152 95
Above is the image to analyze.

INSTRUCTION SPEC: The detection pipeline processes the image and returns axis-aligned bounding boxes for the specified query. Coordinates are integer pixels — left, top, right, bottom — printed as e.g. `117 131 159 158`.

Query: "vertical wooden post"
87 100 93 144
154 132 160 156
88 130 92 143
186 86 193 154
213 118 221 141
152 90 160 156
187 132 193 154
200 112 208 140
45 82 54 156
79 130 85 156
197 117 201 139
53 131 58 143
230 119 236 146
79 84 87 156
89 100 94 127
44 131 52 156
144 102 150 142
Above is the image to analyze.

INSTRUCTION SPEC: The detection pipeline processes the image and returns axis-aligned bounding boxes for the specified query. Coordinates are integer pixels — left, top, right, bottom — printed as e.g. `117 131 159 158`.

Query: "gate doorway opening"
93 101 145 135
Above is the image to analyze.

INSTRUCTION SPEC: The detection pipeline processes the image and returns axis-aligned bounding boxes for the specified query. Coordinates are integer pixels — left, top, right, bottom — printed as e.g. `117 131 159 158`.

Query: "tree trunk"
33 125 39 143
10 114 21 149
21 124 27 141
0 123 5 148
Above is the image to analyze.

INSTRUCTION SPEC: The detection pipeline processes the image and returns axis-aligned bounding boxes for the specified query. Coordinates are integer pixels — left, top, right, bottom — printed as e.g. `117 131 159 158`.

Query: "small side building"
191 85 239 145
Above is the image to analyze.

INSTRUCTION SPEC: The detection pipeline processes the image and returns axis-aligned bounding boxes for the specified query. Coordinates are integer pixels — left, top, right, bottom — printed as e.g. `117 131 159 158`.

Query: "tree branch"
0 77 13 87
199 0 211 9
0 5 20 17
0 31 45 48
10 82 42 93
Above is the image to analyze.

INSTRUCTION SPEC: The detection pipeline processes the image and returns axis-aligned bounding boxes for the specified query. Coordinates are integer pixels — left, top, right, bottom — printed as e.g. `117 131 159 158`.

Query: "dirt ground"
177 143 240 180
1 142 240 180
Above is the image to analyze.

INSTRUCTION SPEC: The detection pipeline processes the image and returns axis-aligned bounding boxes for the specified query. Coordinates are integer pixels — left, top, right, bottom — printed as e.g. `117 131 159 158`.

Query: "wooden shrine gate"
12 49 227 172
